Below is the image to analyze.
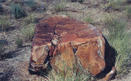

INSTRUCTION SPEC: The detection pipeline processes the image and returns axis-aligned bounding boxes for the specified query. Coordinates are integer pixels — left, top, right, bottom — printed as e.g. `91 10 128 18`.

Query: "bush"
24 0 37 11
0 43 5 55
105 0 125 10
83 16 94 24
23 13 37 24
21 24 35 41
0 16 11 32
15 37 23 48
0 40 7 58
104 15 131 75
11 3 27 19
54 2 66 12
126 6 131 19
48 62 95 81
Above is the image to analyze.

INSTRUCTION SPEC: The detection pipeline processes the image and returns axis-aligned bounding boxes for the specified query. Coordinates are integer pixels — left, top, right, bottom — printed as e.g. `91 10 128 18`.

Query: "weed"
0 42 5 55
11 3 27 19
104 15 131 75
54 2 66 12
78 0 84 3
0 40 7 58
48 61 95 81
21 23 35 41
15 37 23 48
0 16 11 32
105 0 125 10
24 0 37 11
83 16 94 24
23 13 37 24
126 6 131 19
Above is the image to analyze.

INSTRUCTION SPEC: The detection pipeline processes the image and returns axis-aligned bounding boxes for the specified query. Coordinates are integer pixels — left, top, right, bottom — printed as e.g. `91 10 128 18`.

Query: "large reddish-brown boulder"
29 15 116 81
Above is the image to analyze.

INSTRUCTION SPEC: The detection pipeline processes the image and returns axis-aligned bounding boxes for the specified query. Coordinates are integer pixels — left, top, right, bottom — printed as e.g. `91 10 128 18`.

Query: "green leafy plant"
11 3 27 19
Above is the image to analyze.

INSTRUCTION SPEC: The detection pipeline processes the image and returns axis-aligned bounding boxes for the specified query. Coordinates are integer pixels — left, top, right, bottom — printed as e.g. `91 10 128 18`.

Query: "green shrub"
83 16 94 24
24 0 37 11
0 43 5 54
126 6 131 19
21 24 35 41
11 3 27 19
0 16 11 31
23 13 37 24
15 37 23 48
55 2 66 12
0 41 6 58
78 0 84 3
104 15 131 75
105 0 125 10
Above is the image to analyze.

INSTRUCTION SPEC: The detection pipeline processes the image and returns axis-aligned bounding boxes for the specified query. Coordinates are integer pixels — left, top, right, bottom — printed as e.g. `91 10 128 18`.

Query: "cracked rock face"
29 15 116 80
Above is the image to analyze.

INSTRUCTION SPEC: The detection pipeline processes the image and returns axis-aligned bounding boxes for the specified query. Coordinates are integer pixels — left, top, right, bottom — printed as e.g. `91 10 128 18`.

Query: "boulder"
29 15 116 81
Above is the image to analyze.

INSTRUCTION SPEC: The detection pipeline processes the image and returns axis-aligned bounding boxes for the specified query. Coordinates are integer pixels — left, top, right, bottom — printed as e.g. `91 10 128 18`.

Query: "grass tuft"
83 16 94 24
0 16 11 32
21 23 35 42
54 1 66 12
48 61 95 81
126 6 131 19
104 15 131 75
15 37 23 48
105 0 125 10
11 3 27 19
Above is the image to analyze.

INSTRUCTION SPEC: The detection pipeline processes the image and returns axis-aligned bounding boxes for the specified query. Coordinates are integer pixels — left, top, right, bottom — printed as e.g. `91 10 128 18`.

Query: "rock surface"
29 15 116 81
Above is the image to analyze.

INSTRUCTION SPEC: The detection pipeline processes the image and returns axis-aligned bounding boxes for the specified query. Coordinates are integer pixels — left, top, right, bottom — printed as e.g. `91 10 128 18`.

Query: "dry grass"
0 16 11 32
54 0 66 12
47 62 95 81
83 16 94 24
21 23 35 42
126 6 131 19
104 15 131 75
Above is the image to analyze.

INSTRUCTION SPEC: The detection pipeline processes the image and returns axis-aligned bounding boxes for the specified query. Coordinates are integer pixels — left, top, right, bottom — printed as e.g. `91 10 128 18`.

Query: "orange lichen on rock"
29 15 116 81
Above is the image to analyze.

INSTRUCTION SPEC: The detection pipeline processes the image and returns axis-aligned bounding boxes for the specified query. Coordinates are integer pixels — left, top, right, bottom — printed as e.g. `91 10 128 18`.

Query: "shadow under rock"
96 36 117 79
0 49 22 60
